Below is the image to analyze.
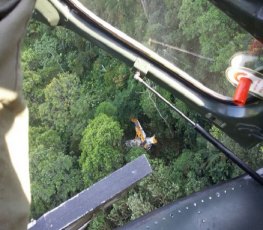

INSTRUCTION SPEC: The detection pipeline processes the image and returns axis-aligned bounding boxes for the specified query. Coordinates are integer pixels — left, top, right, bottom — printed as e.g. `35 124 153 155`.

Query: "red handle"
233 76 252 106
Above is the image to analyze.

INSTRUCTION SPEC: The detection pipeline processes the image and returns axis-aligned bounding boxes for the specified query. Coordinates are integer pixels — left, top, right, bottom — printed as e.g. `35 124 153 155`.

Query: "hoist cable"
134 71 263 185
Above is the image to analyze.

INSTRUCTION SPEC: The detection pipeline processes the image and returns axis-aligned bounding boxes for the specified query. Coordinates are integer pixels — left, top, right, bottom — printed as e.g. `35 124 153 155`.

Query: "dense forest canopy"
22 0 262 229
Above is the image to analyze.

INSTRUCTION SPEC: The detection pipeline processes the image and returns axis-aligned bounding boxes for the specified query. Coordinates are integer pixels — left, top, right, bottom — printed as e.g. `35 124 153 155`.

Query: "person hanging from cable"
125 118 157 150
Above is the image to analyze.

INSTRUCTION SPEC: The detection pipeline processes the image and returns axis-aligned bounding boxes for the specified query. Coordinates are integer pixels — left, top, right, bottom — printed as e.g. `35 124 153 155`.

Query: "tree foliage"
80 114 124 186
21 0 262 228
29 127 83 218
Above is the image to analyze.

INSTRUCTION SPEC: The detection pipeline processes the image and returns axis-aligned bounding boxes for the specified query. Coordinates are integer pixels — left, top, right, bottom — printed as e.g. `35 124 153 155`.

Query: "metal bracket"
34 0 60 26
134 58 151 75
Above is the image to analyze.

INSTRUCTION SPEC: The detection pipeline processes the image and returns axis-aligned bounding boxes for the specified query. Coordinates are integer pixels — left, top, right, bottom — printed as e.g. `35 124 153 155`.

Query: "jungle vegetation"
22 0 263 229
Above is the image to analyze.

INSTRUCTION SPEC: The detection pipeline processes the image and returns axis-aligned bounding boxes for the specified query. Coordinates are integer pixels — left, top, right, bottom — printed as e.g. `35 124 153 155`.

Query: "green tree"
95 101 117 118
80 114 124 186
39 72 91 152
29 127 83 218
39 72 81 132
